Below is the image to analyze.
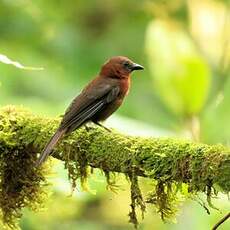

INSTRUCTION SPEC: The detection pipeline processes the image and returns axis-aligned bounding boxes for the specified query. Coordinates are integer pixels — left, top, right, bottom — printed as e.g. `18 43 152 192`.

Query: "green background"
0 0 229 229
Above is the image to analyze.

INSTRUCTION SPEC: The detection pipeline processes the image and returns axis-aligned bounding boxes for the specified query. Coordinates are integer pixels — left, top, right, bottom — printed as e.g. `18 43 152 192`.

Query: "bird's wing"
59 78 119 132
36 78 119 167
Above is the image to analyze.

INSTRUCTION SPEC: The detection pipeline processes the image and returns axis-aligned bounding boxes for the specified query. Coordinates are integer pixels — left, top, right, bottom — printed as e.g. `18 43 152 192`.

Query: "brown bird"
36 56 144 166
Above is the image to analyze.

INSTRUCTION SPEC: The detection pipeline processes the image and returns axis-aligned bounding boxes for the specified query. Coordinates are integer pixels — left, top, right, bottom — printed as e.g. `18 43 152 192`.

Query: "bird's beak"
131 63 144 71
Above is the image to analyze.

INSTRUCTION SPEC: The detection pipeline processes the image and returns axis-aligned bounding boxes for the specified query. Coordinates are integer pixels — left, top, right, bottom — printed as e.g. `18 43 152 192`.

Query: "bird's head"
100 56 144 79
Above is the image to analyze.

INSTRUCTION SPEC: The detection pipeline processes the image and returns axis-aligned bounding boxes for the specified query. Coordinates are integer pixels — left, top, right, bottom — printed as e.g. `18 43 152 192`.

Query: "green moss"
128 171 145 228
0 106 51 228
0 106 229 228
146 181 179 221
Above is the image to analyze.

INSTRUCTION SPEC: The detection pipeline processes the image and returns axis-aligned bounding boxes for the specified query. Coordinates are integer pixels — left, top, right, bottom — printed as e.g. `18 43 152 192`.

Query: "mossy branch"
0 106 230 228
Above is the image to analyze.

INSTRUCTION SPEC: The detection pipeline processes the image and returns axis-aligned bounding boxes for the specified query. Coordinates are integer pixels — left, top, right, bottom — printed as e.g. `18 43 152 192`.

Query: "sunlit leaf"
0 54 43 70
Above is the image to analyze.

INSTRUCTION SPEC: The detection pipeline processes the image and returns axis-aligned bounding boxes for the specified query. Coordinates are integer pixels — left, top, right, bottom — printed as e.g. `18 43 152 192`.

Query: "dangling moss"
62 138 89 192
0 106 51 229
0 105 229 228
128 171 145 228
146 181 179 221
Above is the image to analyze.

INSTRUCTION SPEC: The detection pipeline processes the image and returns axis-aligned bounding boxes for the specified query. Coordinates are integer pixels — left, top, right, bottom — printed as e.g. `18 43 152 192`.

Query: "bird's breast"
118 77 131 98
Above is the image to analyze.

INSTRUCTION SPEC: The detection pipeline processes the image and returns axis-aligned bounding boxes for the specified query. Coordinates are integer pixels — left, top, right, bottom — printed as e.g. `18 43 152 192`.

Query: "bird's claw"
84 124 93 132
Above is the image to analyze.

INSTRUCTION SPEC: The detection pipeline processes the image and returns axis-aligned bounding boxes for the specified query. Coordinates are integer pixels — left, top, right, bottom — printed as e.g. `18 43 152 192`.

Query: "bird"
36 56 144 166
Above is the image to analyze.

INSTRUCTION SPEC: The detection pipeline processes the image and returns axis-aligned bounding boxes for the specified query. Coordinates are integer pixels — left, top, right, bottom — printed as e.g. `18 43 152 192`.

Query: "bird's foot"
84 124 93 132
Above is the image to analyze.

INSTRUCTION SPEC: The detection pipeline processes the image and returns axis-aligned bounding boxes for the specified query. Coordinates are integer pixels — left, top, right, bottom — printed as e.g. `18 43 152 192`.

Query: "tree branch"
0 105 229 228
212 212 230 230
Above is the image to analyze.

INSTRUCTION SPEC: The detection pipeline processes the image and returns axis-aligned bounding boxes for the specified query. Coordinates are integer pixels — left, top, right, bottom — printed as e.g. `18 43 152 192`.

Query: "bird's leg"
93 121 111 132
84 124 93 132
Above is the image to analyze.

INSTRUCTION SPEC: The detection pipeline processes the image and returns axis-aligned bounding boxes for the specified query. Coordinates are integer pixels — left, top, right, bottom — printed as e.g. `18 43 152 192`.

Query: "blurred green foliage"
0 0 230 229
146 20 211 116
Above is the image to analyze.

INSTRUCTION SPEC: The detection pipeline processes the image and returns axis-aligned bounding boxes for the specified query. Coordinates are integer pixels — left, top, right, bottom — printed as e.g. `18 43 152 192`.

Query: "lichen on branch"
0 105 229 228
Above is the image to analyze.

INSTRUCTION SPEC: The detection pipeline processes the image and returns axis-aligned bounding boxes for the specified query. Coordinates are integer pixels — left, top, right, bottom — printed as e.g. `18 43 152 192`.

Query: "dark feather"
35 129 66 166
64 99 105 133
60 78 118 129
60 84 120 133
36 84 120 166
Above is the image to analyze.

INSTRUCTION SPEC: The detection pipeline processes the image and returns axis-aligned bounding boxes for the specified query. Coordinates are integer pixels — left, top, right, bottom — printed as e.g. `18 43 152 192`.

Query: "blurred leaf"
146 20 211 116
188 0 230 68
0 54 43 70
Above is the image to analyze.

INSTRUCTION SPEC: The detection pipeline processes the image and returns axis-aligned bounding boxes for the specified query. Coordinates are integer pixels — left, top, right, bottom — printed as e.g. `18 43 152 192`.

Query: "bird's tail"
35 129 66 167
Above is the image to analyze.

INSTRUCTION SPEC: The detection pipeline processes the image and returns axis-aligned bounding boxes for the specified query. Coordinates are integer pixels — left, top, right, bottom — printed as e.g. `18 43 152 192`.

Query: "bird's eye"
123 61 130 68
